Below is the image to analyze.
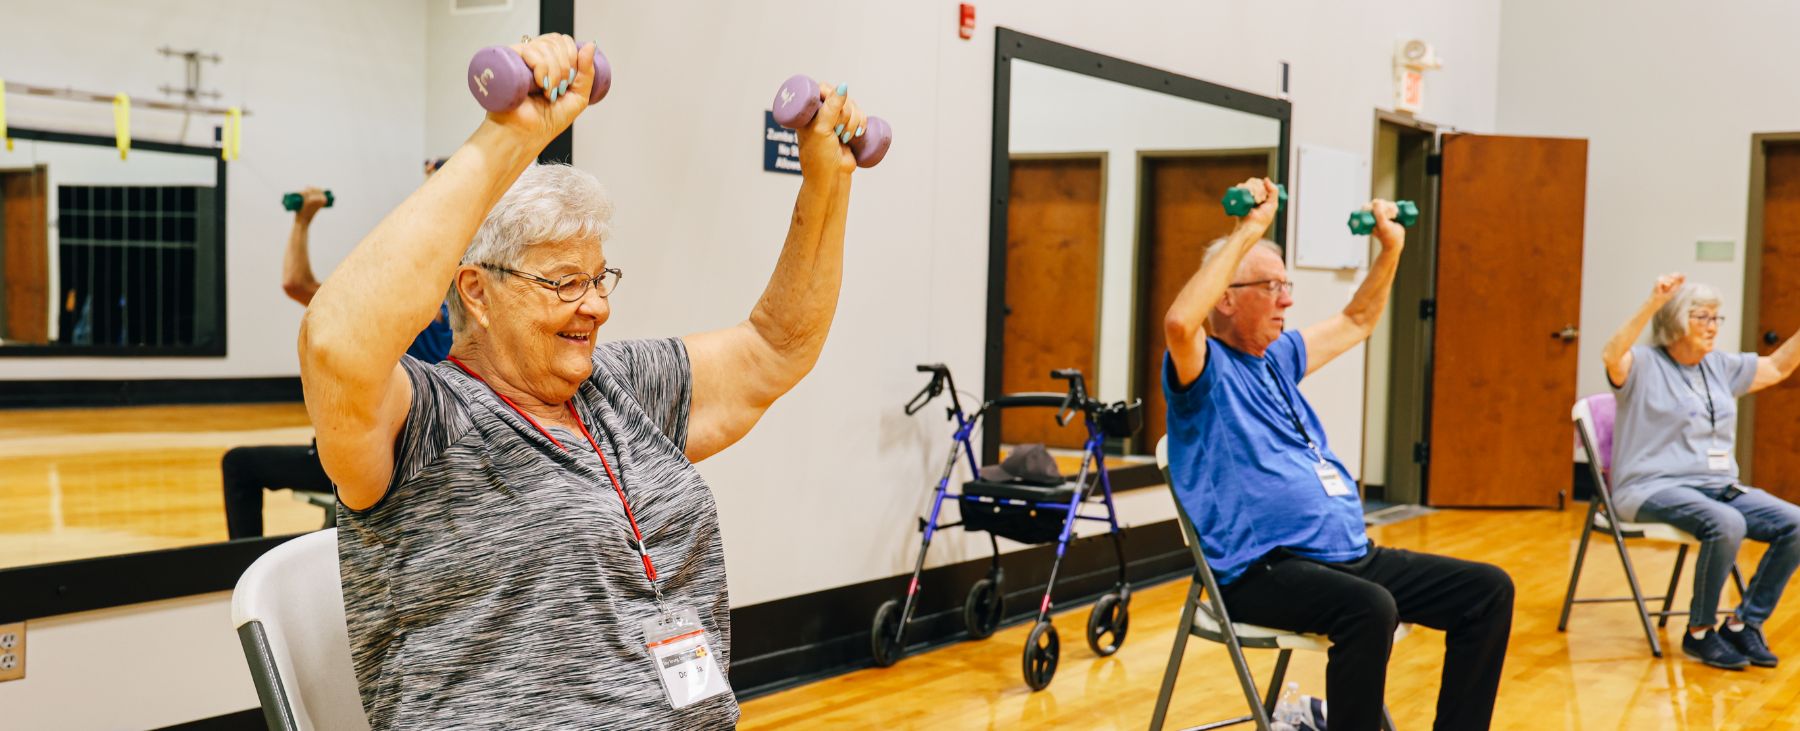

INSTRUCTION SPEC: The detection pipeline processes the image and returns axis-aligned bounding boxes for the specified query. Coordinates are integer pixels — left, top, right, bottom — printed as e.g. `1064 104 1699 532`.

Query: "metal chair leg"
1264 650 1292 718
1730 563 1747 602
1558 501 1601 631
1602 509 1663 656
1659 544 1689 629
1148 580 1200 731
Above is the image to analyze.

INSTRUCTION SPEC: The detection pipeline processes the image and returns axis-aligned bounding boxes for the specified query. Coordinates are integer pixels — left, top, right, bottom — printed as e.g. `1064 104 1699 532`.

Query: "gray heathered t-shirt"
1609 344 1758 521
336 338 738 730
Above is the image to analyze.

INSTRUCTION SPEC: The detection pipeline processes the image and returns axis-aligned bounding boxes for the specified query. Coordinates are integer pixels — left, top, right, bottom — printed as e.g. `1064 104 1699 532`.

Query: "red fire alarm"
958 3 976 40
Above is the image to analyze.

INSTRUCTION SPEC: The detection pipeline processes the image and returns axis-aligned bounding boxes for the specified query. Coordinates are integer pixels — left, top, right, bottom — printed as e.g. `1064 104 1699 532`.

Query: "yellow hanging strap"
112 93 130 160
222 106 242 161
0 78 11 152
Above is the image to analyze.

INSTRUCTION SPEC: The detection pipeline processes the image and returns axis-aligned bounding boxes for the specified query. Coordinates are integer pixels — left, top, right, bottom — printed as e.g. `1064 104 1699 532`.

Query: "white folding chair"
1557 394 1745 657
1149 437 1402 731
231 528 370 731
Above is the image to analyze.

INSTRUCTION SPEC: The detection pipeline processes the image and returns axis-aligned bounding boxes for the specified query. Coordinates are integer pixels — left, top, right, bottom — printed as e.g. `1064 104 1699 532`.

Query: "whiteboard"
1293 144 1371 270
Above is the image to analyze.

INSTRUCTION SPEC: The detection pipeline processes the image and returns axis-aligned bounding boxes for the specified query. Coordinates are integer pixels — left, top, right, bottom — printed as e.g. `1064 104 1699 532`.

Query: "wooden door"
1750 143 1800 503
1 167 50 344
1136 153 1274 454
1427 134 1588 507
1003 157 1103 449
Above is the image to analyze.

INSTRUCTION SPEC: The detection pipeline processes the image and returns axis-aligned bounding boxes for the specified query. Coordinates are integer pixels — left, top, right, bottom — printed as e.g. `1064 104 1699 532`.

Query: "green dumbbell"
1346 200 1419 235
1220 183 1287 217
281 190 335 212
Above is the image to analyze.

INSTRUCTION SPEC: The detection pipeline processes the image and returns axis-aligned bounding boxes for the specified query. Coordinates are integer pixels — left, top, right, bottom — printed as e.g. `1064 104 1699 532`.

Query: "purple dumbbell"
467 43 612 113
770 74 892 168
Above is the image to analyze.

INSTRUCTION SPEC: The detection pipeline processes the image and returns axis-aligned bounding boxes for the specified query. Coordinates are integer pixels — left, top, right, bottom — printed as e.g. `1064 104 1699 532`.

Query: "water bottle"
1273 681 1304 727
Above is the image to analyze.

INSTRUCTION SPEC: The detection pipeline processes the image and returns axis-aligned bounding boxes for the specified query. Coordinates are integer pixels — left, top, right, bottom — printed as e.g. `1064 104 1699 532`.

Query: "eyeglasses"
480 263 623 302
1689 313 1727 327
1227 279 1295 296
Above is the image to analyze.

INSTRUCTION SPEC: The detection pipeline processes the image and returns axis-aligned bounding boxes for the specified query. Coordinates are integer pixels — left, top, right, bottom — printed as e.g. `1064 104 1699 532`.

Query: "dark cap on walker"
979 443 1065 486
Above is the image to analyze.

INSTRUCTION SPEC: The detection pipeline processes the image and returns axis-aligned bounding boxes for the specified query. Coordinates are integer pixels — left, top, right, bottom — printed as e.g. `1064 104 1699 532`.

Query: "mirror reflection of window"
1003 60 1281 456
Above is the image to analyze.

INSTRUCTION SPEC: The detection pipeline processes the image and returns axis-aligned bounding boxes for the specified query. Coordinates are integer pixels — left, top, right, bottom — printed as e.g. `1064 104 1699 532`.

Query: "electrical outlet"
0 622 25 682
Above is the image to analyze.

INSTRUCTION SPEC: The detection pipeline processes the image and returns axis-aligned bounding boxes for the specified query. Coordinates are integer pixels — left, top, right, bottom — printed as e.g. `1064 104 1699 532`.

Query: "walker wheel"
1022 620 1060 691
871 598 905 667
1085 591 1129 656
963 577 1004 639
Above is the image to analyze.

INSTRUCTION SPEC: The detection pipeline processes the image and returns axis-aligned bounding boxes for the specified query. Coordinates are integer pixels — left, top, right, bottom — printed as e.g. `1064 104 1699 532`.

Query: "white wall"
1009 60 1283 404
573 0 1502 606
0 593 256 730
0 0 426 380
425 0 539 160
1495 1 1800 398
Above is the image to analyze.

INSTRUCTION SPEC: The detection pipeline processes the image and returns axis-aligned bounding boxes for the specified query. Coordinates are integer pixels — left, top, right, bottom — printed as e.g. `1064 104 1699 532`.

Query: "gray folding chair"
1557 394 1746 657
1149 436 1402 731
231 528 370 731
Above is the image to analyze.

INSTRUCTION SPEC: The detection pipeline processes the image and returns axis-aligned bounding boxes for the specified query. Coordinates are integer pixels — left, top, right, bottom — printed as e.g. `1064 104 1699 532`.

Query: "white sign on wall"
1293 144 1371 270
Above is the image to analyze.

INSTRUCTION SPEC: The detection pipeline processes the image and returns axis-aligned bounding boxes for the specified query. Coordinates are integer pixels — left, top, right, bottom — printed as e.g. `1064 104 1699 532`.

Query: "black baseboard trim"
728 518 1191 698
0 377 303 409
155 708 263 731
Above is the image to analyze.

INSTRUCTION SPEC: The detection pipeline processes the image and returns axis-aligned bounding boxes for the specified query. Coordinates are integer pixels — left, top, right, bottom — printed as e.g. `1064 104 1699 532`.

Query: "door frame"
986 26 1291 470
1737 131 1800 480
1362 110 1440 506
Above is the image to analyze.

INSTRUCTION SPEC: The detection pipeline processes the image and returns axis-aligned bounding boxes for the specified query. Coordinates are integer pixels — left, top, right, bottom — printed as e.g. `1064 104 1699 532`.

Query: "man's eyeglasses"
1227 279 1295 296
480 263 623 302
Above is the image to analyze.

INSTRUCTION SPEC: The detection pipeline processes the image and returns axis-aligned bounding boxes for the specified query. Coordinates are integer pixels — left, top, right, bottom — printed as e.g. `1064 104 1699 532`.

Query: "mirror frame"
984 28 1292 486
0 126 229 357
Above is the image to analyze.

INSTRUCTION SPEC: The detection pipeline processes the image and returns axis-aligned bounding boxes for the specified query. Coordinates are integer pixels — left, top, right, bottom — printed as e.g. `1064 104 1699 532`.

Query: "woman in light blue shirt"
1603 273 1800 670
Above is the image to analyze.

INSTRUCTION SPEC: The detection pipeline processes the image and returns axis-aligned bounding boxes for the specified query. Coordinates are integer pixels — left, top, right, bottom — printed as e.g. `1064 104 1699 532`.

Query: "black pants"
221 444 333 539
1221 545 1514 731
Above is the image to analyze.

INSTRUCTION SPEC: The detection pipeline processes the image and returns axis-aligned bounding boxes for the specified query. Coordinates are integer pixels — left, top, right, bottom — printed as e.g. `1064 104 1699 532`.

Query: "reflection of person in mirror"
300 34 864 727
220 165 455 540
1162 178 1514 730
1601 273 1800 670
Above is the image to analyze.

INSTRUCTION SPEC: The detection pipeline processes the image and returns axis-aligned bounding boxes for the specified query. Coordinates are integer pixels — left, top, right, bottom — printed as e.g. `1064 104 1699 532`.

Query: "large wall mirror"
985 28 1290 484
0 130 225 356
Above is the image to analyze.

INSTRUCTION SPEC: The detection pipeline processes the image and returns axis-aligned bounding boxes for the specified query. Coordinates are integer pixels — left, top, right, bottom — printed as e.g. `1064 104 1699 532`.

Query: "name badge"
641 606 731 709
1708 449 1732 471
1315 461 1352 497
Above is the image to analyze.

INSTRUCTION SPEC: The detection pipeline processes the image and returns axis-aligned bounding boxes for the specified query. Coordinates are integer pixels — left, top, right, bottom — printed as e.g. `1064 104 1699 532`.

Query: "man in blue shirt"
1162 179 1513 731
222 174 454 538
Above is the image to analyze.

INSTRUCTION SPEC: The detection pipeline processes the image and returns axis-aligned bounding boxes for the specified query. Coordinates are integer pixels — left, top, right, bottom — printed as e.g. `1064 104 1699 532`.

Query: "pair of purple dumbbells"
466 45 891 168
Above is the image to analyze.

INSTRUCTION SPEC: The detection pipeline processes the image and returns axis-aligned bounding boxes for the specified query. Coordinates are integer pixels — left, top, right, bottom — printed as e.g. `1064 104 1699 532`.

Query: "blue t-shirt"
405 303 454 363
1163 330 1368 585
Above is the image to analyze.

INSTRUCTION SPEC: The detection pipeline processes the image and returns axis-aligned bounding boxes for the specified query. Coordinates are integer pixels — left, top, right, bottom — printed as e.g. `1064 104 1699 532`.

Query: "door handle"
1765 330 1781 346
1553 326 1579 342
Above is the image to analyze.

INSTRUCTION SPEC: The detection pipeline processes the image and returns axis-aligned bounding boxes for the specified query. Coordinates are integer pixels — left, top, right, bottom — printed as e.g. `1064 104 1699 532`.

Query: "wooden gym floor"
741 511 1800 730
4 405 1798 728
0 403 320 568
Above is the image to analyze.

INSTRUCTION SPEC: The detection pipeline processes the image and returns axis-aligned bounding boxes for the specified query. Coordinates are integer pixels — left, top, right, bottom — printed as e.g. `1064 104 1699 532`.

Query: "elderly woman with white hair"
298 35 868 728
1603 272 1800 670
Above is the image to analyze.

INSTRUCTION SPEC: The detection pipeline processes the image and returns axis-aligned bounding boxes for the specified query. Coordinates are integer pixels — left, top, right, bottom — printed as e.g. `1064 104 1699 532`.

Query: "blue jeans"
1637 485 1800 628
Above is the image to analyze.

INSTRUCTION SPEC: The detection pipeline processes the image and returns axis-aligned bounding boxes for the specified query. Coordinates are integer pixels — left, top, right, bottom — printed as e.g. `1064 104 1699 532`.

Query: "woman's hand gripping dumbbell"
466 36 612 112
771 74 892 168
1221 182 1286 217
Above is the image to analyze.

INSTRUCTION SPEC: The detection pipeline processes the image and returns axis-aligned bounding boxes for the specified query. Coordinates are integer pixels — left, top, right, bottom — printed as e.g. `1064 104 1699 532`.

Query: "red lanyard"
448 356 659 587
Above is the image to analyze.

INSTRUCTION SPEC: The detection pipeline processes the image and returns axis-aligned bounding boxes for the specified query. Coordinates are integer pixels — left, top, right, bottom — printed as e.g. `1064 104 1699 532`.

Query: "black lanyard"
1658 348 1718 437
1264 363 1320 457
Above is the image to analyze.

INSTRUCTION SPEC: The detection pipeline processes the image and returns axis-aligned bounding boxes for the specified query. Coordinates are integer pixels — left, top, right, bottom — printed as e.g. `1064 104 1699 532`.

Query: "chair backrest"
1156 436 1231 611
1572 394 1619 505
230 528 370 731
